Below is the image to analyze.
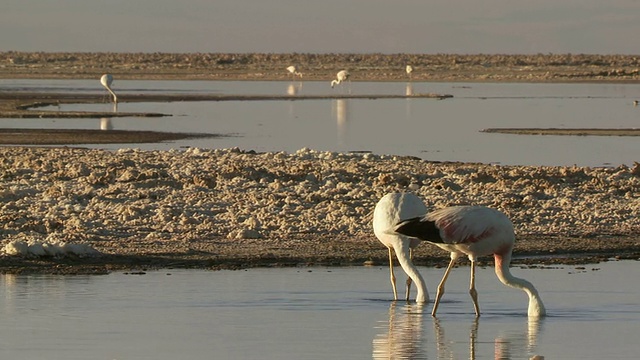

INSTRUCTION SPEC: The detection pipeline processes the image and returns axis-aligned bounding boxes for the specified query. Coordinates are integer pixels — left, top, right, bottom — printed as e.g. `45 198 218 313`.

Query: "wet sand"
1 52 640 274
0 129 218 145
482 128 640 136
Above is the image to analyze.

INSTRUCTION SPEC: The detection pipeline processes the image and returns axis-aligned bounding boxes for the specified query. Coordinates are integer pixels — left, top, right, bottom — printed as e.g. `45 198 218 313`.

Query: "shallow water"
1 260 639 359
2 80 640 166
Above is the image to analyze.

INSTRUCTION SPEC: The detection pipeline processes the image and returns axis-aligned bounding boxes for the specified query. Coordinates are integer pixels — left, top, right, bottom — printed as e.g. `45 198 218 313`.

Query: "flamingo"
331 70 350 88
286 65 302 80
406 65 413 81
100 74 117 104
373 193 429 303
394 205 546 317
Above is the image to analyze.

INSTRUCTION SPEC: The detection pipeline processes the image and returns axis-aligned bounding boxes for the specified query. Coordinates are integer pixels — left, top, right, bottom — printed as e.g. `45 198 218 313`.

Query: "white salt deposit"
2 240 101 258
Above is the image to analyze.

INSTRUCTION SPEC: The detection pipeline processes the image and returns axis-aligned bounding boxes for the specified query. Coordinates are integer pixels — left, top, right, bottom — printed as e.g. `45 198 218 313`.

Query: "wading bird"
331 70 350 88
395 206 546 317
406 65 413 81
286 65 302 80
373 193 429 303
100 74 117 104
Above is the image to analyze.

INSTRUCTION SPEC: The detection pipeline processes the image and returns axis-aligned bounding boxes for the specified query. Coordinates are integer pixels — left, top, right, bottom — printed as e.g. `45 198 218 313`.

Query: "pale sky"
2 0 640 54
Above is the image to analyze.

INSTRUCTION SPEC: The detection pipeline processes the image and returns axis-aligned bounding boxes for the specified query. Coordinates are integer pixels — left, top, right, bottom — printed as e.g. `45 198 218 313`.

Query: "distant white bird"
634 100 638 106
287 65 303 80
395 205 546 317
100 74 117 104
406 65 413 81
373 193 429 303
331 70 350 88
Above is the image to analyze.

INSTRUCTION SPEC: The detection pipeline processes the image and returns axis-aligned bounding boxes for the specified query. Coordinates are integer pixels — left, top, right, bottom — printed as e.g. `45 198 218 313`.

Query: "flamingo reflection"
372 302 426 359
405 83 414 117
286 83 303 118
405 83 414 96
286 82 302 96
433 317 544 360
373 303 544 359
332 99 349 145
100 117 113 130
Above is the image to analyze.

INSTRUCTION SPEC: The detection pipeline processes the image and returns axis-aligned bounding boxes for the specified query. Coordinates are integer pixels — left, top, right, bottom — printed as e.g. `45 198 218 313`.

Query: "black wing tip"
394 217 442 243
394 217 423 234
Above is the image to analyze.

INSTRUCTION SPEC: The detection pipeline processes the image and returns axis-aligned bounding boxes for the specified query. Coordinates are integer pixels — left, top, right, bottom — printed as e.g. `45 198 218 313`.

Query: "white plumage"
100 74 118 104
286 65 302 80
405 65 413 80
373 192 429 303
331 70 350 88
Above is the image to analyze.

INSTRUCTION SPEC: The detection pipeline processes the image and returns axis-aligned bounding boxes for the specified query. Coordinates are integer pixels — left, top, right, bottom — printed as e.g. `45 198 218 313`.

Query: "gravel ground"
1 147 639 274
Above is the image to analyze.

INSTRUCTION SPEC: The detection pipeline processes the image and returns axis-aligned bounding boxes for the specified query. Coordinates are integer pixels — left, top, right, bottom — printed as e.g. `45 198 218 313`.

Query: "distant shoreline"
481 128 640 136
1 52 640 83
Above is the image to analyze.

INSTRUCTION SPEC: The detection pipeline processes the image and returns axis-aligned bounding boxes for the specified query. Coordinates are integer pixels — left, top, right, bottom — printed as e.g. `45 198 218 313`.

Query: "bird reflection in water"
372 302 427 360
286 82 302 96
405 83 414 96
286 82 303 118
332 99 349 146
433 317 544 360
373 303 544 359
493 317 545 360
100 117 113 131
405 83 414 117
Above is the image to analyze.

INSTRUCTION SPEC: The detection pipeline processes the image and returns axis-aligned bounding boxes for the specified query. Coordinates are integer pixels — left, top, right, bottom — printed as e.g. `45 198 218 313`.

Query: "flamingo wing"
395 206 512 245
426 206 510 244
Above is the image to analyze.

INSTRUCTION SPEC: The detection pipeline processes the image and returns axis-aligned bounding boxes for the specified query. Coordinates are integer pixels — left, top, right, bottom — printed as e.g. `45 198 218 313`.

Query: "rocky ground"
1 147 639 274
1 52 640 274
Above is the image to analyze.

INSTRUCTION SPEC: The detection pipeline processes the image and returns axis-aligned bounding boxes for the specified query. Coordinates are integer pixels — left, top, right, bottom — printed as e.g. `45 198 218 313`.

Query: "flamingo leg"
405 248 413 301
469 260 480 317
388 247 398 300
432 254 458 317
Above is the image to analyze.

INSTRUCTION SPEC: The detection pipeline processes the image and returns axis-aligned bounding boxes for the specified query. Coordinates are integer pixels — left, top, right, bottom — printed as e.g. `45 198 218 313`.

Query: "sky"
2 0 640 54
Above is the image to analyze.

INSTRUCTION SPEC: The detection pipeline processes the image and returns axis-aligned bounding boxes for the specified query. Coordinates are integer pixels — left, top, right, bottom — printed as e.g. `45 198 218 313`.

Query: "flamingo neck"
393 240 429 303
106 87 118 103
494 251 546 317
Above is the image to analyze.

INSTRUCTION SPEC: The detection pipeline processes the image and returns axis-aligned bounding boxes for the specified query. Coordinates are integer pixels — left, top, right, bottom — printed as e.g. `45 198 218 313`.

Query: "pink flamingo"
395 205 546 317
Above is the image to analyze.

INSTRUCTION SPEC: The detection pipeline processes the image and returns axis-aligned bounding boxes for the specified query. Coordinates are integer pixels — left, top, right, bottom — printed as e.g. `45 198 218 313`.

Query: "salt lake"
2 79 640 167
2 79 640 359
1 260 639 359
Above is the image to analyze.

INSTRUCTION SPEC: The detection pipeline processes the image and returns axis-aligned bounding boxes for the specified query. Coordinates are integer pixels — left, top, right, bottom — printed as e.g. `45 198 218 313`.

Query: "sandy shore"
1 52 640 274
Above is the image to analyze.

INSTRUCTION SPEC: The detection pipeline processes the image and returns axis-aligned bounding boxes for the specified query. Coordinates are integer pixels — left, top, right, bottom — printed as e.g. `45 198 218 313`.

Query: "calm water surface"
1 260 639 359
2 79 640 167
